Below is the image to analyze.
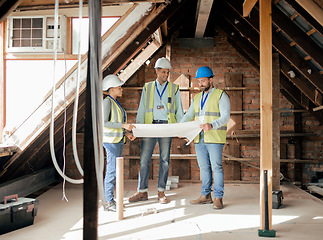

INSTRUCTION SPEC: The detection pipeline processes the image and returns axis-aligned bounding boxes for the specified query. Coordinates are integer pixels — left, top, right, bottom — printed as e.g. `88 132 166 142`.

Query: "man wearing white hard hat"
181 66 230 209
102 74 136 211
128 57 184 204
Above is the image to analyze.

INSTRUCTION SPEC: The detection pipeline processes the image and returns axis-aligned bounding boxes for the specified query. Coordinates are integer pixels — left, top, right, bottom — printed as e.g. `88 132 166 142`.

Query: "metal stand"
258 170 276 237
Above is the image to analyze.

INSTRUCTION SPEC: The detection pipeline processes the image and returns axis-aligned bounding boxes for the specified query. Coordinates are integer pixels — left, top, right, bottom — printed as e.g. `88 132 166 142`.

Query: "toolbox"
272 190 283 209
0 194 39 235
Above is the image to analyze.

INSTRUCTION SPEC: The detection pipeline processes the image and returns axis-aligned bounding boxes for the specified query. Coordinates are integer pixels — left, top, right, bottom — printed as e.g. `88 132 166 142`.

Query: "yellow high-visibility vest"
144 81 179 124
103 96 127 143
193 89 227 144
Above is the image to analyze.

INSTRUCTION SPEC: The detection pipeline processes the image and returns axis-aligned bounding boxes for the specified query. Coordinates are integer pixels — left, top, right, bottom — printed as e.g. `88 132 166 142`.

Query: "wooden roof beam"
0 0 22 23
295 0 323 27
195 0 214 38
284 0 323 36
221 0 323 95
243 0 258 17
218 15 323 123
271 4 323 69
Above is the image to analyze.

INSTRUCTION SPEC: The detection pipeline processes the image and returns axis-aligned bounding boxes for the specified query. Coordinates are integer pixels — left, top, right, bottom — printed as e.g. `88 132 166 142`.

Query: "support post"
272 53 280 191
258 0 276 237
83 0 101 239
116 157 124 220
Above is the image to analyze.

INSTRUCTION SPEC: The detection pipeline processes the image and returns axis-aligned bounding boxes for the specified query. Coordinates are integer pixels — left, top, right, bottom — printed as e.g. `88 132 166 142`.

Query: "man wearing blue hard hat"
181 66 230 209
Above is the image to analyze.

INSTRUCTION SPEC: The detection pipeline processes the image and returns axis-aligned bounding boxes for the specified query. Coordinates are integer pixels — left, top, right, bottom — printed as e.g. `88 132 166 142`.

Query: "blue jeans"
103 142 124 202
138 137 172 192
195 133 224 198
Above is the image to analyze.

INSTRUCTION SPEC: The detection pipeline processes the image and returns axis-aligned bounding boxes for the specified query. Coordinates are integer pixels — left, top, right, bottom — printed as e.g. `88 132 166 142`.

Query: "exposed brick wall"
65 29 323 185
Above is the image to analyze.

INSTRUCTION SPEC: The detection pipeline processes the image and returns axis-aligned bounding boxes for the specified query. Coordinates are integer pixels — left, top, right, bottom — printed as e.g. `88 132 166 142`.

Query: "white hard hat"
154 57 172 69
102 74 124 91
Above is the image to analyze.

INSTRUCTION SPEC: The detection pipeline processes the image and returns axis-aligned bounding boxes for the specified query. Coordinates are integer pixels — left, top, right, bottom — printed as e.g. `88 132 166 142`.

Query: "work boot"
190 193 213 204
212 198 223 209
158 191 167 204
128 192 148 202
104 200 116 212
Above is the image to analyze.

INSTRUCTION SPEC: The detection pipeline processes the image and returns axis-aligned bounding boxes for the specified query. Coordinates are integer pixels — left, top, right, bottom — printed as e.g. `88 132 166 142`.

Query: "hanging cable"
50 0 83 184
71 0 84 177
62 48 69 202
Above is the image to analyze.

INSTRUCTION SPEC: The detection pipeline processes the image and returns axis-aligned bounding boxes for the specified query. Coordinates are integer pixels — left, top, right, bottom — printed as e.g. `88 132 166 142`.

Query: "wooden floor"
1 180 323 240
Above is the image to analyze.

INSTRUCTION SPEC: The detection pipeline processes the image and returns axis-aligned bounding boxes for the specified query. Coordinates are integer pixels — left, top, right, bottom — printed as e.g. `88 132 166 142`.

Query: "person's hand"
200 123 212 131
126 132 136 141
122 124 136 131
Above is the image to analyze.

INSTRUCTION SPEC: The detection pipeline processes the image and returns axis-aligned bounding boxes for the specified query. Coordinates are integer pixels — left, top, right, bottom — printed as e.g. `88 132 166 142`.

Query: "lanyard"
155 81 168 101
200 91 209 110
108 95 126 122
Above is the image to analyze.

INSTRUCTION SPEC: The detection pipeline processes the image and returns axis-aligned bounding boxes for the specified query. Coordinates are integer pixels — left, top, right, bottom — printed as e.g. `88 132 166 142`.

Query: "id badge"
200 116 205 123
157 105 164 110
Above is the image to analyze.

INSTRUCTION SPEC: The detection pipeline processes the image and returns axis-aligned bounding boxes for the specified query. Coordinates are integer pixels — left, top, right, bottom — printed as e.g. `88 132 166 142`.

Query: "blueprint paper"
132 120 202 145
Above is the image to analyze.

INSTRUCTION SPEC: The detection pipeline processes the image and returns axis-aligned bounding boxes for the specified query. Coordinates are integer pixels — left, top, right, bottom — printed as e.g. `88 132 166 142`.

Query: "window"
7 16 66 52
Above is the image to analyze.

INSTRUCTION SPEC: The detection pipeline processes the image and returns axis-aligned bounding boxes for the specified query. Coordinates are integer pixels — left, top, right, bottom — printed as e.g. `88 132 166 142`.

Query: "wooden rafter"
219 14 323 122
195 0 214 38
243 0 258 17
0 0 22 23
118 38 161 82
272 4 323 69
283 0 323 36
295 0 323 27
221 0 323 101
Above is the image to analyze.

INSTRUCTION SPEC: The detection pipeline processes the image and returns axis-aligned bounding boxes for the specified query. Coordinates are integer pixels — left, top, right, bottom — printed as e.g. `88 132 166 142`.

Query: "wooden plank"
272 4 323 68
272 53 280 191
221 12 323 123
295 0 323 27
223 0 323 95
195 0 214 38
284 0 323 36
259 0 273 230
101 3 162 73
243 0 258 17
0 0 22 23
313 105 323 112
307 185 323 196
118 39 161 81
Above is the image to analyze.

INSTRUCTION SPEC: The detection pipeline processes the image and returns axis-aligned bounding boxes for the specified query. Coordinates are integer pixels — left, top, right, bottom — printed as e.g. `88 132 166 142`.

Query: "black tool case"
0 194 39 235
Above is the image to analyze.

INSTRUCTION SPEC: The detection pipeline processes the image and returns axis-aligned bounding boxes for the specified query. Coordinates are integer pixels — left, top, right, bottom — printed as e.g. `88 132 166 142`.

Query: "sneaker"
128 192 148 202
158 191 167 204
190 193 213 204
104 200 116 212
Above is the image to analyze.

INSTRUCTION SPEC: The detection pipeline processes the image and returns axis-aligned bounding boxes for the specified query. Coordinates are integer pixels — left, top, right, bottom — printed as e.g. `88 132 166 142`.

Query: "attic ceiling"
0 0 323 182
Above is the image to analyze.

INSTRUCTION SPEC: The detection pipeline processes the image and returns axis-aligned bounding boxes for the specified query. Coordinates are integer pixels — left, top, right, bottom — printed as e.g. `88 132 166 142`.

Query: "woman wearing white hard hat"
102 74 136 211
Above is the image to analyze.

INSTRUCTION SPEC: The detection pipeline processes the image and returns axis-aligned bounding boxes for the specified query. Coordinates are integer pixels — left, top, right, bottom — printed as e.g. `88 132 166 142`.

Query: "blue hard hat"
195 66 214 78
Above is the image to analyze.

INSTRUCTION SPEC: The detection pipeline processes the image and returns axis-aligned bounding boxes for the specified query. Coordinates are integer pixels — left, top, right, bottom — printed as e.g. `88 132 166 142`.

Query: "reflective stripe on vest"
103 97 126 143
193 89 227 144
144 81 178 124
